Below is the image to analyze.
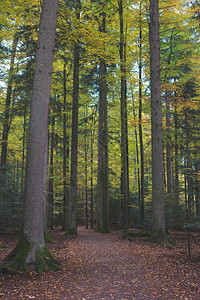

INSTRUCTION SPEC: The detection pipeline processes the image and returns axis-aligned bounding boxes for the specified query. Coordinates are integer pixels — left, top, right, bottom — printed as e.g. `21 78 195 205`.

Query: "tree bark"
119 0 128 235
166 90 173 195
149 0 166 239
63 59 70 231
195 156 200 217
2 0 61 273
185 112 193 221
90 108 96 229
96 0 109 233
174 99 179 203
132 92 141 224
48 115 55 230
139 2 145 224
84 106 88 229
67 0 80 235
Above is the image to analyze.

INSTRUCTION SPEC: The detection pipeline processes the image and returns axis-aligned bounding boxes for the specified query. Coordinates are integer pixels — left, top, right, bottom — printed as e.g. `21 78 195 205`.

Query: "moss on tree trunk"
148 229 166 243
1 233 61 274
64 227 78 236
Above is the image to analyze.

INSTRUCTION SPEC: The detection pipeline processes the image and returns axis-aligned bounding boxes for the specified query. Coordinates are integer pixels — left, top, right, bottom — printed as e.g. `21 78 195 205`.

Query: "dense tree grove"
0 0 200 271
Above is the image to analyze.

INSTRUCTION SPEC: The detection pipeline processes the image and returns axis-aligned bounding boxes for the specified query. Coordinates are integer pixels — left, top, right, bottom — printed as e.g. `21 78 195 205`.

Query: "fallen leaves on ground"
0 227 200 299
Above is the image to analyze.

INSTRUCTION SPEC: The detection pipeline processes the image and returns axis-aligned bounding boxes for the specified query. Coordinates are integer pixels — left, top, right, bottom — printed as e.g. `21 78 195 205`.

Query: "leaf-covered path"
1 227 200 299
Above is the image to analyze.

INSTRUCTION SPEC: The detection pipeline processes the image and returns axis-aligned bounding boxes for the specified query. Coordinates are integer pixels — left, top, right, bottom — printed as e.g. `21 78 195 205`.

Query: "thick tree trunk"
96 1 109 233
96 59 109 232
2 0 61 273
149 0 166 239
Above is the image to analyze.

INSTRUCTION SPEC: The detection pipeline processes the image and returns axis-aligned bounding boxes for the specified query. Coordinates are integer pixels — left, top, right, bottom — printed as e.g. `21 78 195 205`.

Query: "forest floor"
0 227 200 299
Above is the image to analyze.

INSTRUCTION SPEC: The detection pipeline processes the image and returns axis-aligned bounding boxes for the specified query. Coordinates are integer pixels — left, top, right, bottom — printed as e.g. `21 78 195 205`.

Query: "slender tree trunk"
90 110 96 229
124 26 130 226
63 59 70 230
165 31 173 196
195 156 200 217
84 106 88 229
2 0 61 273
149 0 166 238
132 92 141 223
21 110 27 198
139 2 145 224
43 127 49 234
119 0 128 235
174 101 179 203
68 0 80 234
1 34 18 166
185 112 193 221
48 116 55 230
166 91 173 195
90 134 94 229
96 1 109 233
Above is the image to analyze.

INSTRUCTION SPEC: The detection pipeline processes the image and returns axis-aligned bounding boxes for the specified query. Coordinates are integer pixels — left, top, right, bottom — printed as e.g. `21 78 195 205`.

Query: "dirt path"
1 227 200 299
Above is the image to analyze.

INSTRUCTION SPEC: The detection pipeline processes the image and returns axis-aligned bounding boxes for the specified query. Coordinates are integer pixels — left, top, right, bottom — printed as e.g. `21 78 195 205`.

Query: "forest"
0 0 200 277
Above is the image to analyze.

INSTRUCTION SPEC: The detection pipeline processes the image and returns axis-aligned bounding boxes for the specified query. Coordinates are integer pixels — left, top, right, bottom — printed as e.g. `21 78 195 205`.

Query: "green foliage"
0 165 23 233
1 0 200 237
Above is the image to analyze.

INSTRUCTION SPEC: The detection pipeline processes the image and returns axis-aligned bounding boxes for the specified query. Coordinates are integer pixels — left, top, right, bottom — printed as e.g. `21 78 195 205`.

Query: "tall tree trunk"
185 112 193 221
149 0 166 239
96 0 109 233
174 100 179 203
165 31 173 196
132 92 141 224
48 115 55 230
43 127 49 234
139 2 145 224
2 0 61 273
166 90 173 195
90 109 96 229
1 34 18 166
21 110 27 198
195 155 200 217
124 26 130 226
84 106 88 229
63 59 70 230
68 0 80 235
119 0 128 235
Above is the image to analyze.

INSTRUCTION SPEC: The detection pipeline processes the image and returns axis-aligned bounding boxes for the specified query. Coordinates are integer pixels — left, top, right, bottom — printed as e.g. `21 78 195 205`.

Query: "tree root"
0 234 62 275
